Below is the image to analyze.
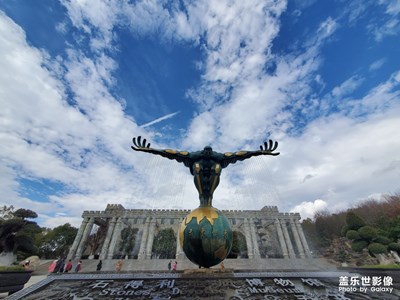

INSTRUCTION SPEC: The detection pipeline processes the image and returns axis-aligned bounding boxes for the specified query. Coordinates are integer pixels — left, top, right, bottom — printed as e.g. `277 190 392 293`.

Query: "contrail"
140 111 180 128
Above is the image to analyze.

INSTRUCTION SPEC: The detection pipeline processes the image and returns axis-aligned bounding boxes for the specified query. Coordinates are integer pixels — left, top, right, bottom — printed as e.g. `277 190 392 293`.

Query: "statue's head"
203 146 213 156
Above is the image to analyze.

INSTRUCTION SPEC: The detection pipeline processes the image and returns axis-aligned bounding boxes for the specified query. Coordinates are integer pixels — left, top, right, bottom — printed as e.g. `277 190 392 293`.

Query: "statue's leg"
193 162 204 199
209 163 221 204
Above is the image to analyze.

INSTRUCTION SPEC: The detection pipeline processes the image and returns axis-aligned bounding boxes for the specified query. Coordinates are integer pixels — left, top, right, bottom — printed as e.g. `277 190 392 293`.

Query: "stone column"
146 217 156 259
295 219 312 257
290 219 305 258
75 217 95 259
249 218 260 258
275 218 288 258
106 217 123 259
99 217 117 260
175 221 184 259
280 219 296 258
68 217 89 259
138 217 150 259
243 219 254 259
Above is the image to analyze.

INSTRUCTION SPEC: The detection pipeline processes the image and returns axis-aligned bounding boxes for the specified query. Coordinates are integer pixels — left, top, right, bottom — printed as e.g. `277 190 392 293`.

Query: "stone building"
68 204 312 263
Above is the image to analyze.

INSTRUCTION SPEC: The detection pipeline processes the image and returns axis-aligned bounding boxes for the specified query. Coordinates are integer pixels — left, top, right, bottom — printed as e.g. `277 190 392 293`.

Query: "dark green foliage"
301 218 320 250
346 212 366 231
152 228 176 259
337 249 351 262
314 211 346 246
358 226 378 241
301 195 400 260
374 236 391 245
368 243 387 255
341 225 349 236
351 240 368 252
228 231 248 258
388 242 400 252
13 209 37 219
346 230 360 240
36 223 78 259
387 216 400 240
119 227 138 257
0 206 40 258
0 265 25 271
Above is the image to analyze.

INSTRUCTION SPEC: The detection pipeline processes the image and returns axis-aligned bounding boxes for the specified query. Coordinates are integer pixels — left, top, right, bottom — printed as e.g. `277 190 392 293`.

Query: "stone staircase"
33 257 336 274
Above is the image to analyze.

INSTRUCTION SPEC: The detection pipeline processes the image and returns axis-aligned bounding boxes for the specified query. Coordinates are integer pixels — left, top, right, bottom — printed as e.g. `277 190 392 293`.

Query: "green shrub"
341 225 349 236
346 212 366 230
0 266 24 271
351 240 368 252
374 236 391 245
346 230 360 240
388 242 400 252
358 226 378 241
368 243 387 255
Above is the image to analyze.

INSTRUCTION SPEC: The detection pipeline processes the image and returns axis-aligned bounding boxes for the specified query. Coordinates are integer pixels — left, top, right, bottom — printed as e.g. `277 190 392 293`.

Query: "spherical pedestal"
179 206 233 268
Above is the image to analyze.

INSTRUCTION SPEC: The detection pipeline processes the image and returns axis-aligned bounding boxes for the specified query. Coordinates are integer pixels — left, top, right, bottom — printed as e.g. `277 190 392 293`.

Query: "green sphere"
179 206 233 268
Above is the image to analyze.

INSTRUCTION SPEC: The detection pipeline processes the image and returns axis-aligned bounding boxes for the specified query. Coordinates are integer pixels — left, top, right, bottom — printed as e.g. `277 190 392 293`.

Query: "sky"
1 0 400 228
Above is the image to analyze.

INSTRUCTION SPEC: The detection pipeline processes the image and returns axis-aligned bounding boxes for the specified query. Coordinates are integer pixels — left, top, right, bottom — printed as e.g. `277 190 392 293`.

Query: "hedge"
351 240 368 252
346 230 360 240
368 243 387 255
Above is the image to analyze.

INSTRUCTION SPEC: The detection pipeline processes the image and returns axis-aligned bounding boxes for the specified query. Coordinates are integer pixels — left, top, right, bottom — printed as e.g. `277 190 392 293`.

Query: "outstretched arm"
220 139 280 168
131 136 192 167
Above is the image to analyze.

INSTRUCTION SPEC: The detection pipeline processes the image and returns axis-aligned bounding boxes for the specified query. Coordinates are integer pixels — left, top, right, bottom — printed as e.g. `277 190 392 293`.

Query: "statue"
131 136 280 268
131 136 279 206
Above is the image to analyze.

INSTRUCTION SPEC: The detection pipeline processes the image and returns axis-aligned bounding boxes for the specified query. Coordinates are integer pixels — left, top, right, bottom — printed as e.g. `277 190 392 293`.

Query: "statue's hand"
132 136 151 150
259 140 279 155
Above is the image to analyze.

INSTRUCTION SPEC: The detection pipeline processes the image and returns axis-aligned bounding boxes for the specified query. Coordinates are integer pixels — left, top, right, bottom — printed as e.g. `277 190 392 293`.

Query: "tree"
388 242 400 252
86 224 107 258
228 231 248 258
358 226 378 241
0 207 41 263
152 228 176 259
368 243 387 255
351 240 368 252
345 212 366 231
36 223 78 259
346 230 360 240
118 226 138 258
314 211 346 246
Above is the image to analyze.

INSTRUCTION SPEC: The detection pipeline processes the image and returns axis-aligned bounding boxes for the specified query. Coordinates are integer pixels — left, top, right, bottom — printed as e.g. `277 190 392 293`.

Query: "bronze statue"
131 136 280 207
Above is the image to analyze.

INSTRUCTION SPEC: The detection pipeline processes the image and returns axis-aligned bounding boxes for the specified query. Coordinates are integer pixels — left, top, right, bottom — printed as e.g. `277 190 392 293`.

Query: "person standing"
115 259 123 272
172 261 177 271
48 259 57 274
58 258 65 273
74 260 82 272
96 260 102 271
54 258 62 273
167 260 172 271
64 259 72 272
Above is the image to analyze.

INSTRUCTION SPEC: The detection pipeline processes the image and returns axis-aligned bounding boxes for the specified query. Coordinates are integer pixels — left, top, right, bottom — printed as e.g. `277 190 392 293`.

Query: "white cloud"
331 76 364 98
2 0 400 231
368 0 400 41
140 111 180 128
290 200 328 220
0 11 181 226
369 58 386 71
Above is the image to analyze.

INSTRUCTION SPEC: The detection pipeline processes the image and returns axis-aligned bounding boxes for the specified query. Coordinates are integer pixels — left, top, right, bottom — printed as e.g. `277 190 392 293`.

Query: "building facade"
68 204 311 262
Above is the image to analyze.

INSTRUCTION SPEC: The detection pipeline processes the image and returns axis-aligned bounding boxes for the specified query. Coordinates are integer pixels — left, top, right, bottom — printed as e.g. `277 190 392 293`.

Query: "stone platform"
37 257 336 274
5 269 400 299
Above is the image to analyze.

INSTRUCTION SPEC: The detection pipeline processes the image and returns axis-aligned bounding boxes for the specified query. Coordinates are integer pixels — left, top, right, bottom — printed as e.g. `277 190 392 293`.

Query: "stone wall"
68 204 313 265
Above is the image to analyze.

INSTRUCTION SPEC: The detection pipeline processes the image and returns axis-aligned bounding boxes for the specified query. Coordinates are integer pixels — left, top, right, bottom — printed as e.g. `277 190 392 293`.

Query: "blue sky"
1 0 400 228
